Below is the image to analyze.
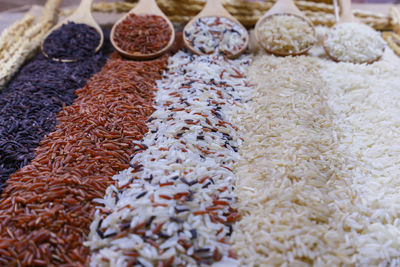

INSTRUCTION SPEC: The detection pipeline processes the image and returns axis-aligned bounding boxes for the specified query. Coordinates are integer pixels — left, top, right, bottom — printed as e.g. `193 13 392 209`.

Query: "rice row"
230 55 350 266
0 30 112 192
86 51 253 267
320 49 400 266
0 53 168 266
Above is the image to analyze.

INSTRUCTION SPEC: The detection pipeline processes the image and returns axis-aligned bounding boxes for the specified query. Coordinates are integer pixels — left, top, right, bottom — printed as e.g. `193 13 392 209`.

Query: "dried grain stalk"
0 0 60 89
0 14 35 57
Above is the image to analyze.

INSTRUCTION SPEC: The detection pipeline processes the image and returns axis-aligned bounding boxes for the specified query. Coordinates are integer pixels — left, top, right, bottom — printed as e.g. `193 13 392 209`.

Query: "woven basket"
0 0 398 89
112 0 391 29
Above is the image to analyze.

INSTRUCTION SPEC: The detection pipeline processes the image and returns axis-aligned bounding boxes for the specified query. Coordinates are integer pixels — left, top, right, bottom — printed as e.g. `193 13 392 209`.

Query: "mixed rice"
184 17 247 57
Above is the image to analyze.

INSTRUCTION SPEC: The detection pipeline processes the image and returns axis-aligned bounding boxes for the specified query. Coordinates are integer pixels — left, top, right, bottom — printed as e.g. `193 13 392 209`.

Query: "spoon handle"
265 0 303 17
203 0 224 12
274 0 298 12
198 0 231 18
69 0 94 21
133 0 164 16
75 0 93 14
139 0 157 6
339 0 355 23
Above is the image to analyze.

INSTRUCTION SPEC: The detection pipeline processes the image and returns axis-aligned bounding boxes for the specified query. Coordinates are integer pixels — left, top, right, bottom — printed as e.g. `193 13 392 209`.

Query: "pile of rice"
256 14 316 55
320 50 400 265
230 55 348 266
230 47 400 265
324 22 386 63
85 51 253 266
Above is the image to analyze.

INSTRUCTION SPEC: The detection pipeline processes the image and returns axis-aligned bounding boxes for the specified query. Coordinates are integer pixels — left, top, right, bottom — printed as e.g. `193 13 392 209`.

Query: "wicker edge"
0 0 398 89
84 0 392 29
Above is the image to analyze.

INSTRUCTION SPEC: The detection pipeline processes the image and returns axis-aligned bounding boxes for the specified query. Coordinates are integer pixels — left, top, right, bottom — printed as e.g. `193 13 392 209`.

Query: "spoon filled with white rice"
255 0 316 56
323 0 385 64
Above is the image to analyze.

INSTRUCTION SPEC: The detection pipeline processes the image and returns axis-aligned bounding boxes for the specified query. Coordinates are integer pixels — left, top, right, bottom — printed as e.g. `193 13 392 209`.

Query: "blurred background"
1 0 399 13
0 0 82 12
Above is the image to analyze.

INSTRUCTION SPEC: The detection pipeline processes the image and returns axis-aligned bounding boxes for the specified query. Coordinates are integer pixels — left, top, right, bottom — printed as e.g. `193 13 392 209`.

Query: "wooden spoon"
337 0 358 24
183 0 249 59
41 0 104 62
323 0 356 62
254 0 316 56
323 0 383 63
110 0 175 60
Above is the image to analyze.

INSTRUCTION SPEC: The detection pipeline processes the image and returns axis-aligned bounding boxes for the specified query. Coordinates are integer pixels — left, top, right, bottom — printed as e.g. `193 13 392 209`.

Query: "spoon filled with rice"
323 0 385 64
41 0 104 62
110 0 175 59
183 0 249 59
254 0 316 56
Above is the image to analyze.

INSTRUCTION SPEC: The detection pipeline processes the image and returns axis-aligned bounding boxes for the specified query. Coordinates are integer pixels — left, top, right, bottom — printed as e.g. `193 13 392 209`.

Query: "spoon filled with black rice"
41 0 104 62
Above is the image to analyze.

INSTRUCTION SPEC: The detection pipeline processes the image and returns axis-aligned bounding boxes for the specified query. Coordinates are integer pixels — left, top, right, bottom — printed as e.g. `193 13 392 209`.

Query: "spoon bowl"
183 0 249 59
110 0 175 60
254 0 316 56
41 0 104 63
323 0 384 63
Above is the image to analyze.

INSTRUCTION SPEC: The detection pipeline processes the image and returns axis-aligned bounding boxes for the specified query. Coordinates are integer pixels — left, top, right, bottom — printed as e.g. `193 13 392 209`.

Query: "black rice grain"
42 22 101 60
0 29 112 192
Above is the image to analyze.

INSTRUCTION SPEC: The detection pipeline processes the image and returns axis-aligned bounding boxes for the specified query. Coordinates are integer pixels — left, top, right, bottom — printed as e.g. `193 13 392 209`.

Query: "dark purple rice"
0 29 112 192
42 22 101 60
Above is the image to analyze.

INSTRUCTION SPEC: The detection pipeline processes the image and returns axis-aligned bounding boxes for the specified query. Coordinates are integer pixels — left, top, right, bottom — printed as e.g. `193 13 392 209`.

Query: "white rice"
324 22 386 63
85 51 253 266
320 48 400 266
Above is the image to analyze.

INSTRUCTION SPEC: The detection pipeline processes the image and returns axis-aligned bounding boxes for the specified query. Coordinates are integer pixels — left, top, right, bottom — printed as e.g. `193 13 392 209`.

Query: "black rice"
0 29 112 192
42 22 101 60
